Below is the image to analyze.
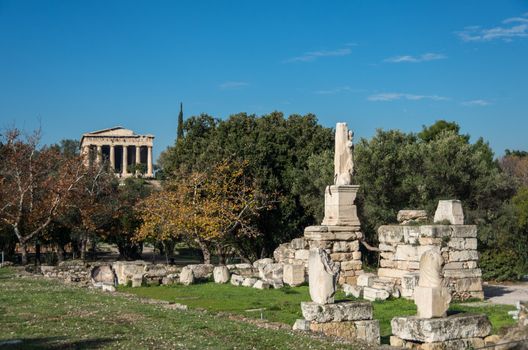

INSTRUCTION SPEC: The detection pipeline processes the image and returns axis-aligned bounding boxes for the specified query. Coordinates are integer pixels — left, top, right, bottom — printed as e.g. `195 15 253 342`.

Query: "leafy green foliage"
161 112 333 257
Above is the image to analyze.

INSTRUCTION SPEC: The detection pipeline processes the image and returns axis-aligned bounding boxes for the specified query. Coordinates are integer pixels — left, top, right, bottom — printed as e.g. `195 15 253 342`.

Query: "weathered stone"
401 273 420 298
186 264 214 279
454 277 482 292
283 264 305 287
90 265 116 286
450 225 477 238
447 238 478 250
259 263 283 282
252 258 274 269
394 245 440 262
309 320 380 344
230 274 244 286
321 185 361 226
357 273 376 287
270 279 284 289
252 280 269 289
352 251 361 260
403 226 421 245
434 200 464 225
392 336 486 350
332 240 359 252
363 287 390 301
397 210 428 224
484 334 501 344
242 277 258 287
304 226 361 241
396 261 420 270
343 284 362 298
449 250 478 262
419 237 443 245
377 268 409 279
292 319 311 331
294 249 310 260
415 286 451 318
290 238 308 250
112 261 147 285
419 225 451 238
308 248 339 304
443 268 482 278
132 274 144 287
379 243 395 252
354 320 381 345
213 265 230 284
179 267 194 285
391 314 492 343
340 260 362 271
378 225 404 244
415 250 451 318
380 251 395 260
273 243 294 262
101 284 116 292
443 262 464 270
301 301 373 322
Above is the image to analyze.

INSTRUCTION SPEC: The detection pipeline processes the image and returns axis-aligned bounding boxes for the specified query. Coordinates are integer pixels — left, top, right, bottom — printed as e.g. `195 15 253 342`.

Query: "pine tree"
177 102 184 140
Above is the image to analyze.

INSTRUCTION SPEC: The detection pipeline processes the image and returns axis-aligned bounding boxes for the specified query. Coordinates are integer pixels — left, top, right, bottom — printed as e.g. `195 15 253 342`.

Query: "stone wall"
274 225 363 286
378 224 483 300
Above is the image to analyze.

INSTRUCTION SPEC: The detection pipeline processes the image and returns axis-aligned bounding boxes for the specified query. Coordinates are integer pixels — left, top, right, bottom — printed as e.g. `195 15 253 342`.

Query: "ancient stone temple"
80 126 154 178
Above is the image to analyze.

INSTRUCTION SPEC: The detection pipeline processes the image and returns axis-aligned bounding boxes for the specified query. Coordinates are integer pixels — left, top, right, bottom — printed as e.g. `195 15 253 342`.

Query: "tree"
160 112 333 257
136 160 274 263
500 152 528 187
177 102 184 140
0 129 85 264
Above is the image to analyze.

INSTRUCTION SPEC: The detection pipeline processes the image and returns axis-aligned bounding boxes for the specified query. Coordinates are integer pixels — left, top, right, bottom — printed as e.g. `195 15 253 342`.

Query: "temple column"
109 145 115 172
81 146 90 166
96 145 102 165
122 145 128 176
147 146 153 177
135 145 141 175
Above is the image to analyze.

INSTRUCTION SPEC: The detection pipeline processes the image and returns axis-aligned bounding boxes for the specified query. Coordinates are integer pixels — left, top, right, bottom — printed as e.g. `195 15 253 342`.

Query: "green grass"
122 282 517 344
0 268 363 349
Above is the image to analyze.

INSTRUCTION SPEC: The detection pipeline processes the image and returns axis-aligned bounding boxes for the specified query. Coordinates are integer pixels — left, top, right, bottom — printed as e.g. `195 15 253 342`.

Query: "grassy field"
121 281 517 343
0 268 367 350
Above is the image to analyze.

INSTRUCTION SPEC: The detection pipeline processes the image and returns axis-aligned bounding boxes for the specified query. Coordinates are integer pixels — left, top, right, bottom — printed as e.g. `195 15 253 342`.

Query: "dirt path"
484 282 528 305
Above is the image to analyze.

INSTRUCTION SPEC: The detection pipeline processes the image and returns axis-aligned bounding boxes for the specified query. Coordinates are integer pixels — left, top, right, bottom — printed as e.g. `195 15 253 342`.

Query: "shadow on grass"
0 337 117 349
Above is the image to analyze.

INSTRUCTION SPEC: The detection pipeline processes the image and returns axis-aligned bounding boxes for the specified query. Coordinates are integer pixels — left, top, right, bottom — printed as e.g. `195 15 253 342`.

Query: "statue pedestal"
414 286 451 318
321 185 360 226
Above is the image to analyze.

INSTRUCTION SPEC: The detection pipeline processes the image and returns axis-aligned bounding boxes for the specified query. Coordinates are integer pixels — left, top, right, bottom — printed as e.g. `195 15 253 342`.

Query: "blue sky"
1 1 527 161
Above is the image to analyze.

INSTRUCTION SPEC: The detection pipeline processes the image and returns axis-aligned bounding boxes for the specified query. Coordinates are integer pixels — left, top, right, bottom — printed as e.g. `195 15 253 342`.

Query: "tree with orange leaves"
136 160 274 263
0 129 86 264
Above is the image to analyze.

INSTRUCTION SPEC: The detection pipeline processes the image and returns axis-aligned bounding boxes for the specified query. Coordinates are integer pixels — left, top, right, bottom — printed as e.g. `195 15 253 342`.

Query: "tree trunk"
80 238 87 261
20 242 28 265
196 239 211 264
56 244 65 263
35 242 41 266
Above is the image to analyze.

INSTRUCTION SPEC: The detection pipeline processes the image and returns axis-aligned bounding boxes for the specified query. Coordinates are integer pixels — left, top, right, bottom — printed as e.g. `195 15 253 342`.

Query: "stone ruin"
290 123 380 345
294 247 380 345
350 200 484 302
390 248 493 349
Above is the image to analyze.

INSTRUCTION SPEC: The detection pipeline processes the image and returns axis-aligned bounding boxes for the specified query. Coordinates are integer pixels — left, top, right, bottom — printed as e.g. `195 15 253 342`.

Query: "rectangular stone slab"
309 319 380 345
391 313 491 342
301 301 373 323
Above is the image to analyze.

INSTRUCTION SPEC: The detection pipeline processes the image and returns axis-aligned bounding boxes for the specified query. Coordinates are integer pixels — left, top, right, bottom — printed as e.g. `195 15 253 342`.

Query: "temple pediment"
84 126 135 137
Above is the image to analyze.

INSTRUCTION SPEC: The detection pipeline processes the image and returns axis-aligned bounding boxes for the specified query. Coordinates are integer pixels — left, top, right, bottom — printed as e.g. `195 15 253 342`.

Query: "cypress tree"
177 102 184 140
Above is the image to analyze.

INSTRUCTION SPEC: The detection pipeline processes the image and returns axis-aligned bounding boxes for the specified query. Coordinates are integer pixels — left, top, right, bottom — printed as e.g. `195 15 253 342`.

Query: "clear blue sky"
1 0 527 161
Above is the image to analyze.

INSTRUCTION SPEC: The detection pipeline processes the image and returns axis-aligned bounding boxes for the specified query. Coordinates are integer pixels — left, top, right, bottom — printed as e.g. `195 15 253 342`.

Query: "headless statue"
334 123 354 186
